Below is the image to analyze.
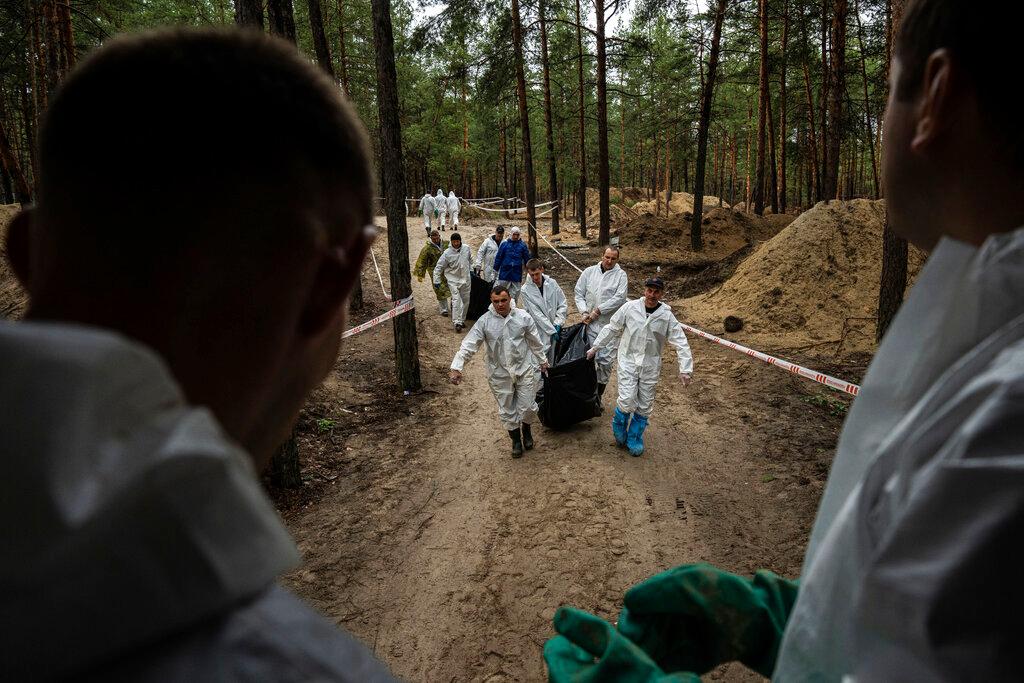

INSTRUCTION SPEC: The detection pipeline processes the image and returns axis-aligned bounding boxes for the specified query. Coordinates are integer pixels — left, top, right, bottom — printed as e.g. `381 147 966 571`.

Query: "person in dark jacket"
492 226 531 301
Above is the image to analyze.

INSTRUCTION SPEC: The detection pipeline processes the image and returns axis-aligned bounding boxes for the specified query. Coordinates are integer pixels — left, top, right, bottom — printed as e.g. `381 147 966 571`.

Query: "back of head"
33 27 373 300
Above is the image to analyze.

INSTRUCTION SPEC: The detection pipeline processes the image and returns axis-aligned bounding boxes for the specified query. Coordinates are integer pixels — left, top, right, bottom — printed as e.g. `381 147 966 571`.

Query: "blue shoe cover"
626 415 649 456
612 407 631 447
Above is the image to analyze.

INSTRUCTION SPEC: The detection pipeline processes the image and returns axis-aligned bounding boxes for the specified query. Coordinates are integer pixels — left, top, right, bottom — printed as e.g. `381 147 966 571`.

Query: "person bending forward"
450 286 549 458
587 277 692 456
574 247 628 403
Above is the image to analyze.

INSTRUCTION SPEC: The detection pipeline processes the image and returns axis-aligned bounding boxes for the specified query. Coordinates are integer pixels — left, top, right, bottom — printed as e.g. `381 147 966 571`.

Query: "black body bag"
537 322 600 429
466 273 493 320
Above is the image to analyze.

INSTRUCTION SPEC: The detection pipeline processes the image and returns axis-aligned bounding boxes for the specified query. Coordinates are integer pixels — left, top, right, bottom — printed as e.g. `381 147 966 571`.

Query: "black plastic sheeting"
537 323 601 429
466 273 493 320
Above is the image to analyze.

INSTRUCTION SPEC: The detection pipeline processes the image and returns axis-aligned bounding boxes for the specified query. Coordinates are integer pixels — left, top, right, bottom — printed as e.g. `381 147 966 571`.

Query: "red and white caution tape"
535 231 861 397
342 296 415 338
473 199 557 214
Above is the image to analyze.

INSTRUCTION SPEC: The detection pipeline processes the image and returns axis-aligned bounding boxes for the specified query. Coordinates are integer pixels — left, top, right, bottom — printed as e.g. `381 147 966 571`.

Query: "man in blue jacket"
492 226 531 301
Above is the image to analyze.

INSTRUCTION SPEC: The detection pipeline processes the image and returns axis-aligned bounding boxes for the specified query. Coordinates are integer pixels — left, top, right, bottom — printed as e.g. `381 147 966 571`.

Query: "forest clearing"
2 0 963 679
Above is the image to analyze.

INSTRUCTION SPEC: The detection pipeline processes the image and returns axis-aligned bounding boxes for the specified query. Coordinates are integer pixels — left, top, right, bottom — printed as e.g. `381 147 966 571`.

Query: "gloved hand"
679 373 691 387
617 563 798 678
433 282 441 290
544 606 699 683
554 324 562 335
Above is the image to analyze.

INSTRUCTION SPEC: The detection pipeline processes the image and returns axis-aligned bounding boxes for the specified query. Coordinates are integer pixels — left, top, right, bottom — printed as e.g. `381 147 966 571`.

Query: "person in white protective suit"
447 190 461 228
433 232 473 332
573 246 628 406
435 188 448 230
449 285 549 458
474 225 505 282
586 277 691 456
521 258 567 364
419 192 434 235
0 29 396 681
544 2 1024 681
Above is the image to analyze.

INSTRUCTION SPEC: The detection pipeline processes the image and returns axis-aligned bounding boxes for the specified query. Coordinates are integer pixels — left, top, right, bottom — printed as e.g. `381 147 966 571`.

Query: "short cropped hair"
491 284 510 297
896 0 1022 165
526 258 544 271
38 28 373 284
604 246 621 256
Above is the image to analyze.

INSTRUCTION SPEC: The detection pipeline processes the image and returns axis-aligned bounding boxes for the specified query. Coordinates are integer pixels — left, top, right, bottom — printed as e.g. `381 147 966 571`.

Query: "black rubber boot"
521 423 534 450
509 429 524 458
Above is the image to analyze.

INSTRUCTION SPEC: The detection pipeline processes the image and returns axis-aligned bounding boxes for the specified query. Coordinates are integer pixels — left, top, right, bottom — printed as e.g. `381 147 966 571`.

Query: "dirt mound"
0 204 27 319
682 199 926 357
632 191 730 217
582 187 640 225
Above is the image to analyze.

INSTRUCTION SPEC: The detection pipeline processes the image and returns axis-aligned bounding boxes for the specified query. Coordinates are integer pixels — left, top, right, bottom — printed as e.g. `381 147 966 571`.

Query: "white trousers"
438 210 447 228
586 324 616 384
450 212 459 227
437 299 449 314
423 213 432 231
449 279 470 325
488 369 538 431
616 361 660 417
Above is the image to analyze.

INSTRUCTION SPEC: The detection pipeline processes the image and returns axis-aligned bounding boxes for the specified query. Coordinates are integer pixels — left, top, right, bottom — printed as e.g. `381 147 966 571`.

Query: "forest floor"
274 214 864 682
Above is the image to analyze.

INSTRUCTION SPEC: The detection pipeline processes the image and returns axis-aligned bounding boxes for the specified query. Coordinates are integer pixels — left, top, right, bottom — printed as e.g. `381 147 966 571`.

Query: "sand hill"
1 204 26 319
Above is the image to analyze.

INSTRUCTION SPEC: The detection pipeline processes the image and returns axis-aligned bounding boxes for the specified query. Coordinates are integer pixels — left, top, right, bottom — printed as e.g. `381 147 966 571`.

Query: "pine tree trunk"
574 0 588 239
267 0 296 41
690 0 727 251
854 0 879 198
371 0 422 390
510 0 539 256
779 0 789 213
594 0 611 246
268 431 302 488
234 0 264 28
337 0 352 95
306 0 335 78
768 85 779 214
824 0 847 201
0 117 33 205
754 0 769 215
539 0 560 235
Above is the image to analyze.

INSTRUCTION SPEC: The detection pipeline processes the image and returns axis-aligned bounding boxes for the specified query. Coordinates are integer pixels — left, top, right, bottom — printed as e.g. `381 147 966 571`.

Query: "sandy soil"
277 215 855 681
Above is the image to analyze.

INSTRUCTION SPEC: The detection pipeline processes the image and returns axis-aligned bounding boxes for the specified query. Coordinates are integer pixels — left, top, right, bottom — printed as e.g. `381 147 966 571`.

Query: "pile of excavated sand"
681 199 926 357
618 207 794 263
1 204 27 319
632 191 731 217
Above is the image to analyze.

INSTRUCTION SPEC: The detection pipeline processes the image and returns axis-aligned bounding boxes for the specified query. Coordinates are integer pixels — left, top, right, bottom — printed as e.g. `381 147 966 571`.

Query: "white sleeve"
554 287 568 327
474 242 486 270
667 318 693 374
450 321 486 371
523 316 547 365
574 270 589 314
599 270 628 315
432 252 447 284
592 304 627 351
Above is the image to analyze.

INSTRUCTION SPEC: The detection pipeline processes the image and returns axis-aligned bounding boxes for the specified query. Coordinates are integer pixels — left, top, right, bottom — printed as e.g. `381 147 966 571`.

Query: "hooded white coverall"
447 191 461 228
591 299 692 417
475 234 503 282
521 273 568 361
574 262 628 383
773 226 1024 680
420 193 434 232
433 242 473 326
435 189 447 228
0 321 396 682
450 300 547 431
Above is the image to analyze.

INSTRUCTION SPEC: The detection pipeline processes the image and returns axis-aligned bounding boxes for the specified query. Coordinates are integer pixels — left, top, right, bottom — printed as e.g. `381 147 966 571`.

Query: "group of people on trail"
9 1 1024 680
418 188 460 234
448 244 693 459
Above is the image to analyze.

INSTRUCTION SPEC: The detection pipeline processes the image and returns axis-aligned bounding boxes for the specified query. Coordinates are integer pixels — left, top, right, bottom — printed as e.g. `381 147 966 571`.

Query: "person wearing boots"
574 246 628 406
449 286 549 458
414 229 450 317
433 232 473 331
521 258 568 364
586 277 692 456
474 225 505 283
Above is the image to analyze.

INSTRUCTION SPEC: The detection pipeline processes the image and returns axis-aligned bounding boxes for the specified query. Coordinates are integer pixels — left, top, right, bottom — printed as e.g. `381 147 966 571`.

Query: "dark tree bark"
824 0 847 201
0 117 33 205
690 0 727 251
337 0 352 95
268 431 302 488
779 0 790 213
594 0 611 246
753 0 768 215
539 0 560 235
306 0 336 78
768 85 779 214
267 0 296 41
234 0 264 28
574 0 588 238
510 0 539 256
854 0 879 198
371 0 422 390
819 0 829 202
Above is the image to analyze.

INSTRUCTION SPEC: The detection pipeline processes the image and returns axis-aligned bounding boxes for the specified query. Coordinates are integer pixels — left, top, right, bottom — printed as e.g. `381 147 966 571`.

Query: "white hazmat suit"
435 189 447 229
447 191 461 228
521 273 568 361
774 226 1024 680
591 299 692 417
475 233 503 282
450 300 547 431
420 193 434 233
0 321 395 681
433 242 473 327
574 262 628 383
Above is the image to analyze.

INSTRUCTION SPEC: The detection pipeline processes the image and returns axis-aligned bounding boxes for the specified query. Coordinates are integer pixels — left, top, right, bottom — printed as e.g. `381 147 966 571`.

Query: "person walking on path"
586 277 692 455
449 286 549 458
573 247 628 405
521 258 567 363
447 190 461 229
435 188 448 230
419 192 434 235
474 225 505 283
414 229 450 316
492 226 531 301
546 1 1024 680
433 232 473 332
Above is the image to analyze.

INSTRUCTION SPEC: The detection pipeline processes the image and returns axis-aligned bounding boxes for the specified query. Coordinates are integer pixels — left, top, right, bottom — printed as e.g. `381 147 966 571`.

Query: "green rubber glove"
617 563 799 678
544 607 700 683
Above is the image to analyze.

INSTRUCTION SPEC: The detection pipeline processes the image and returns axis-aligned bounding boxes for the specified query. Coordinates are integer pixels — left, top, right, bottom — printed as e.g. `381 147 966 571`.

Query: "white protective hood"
521 273 568 338
434 243 473 285
0 321 298 680
573 262 628 331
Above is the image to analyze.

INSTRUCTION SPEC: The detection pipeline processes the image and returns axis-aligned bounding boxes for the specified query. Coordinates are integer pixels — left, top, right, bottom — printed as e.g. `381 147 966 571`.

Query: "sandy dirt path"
280 216 849 682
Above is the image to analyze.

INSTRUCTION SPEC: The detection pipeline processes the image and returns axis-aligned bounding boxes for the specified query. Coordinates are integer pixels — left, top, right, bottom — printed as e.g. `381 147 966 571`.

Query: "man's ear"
298 226 375 338
5 208 34 291
911 49 958 155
